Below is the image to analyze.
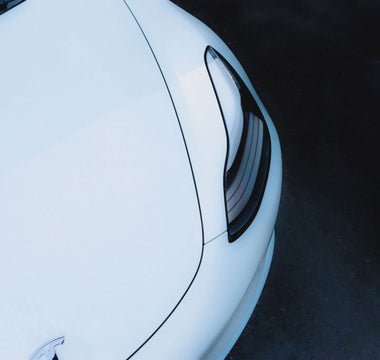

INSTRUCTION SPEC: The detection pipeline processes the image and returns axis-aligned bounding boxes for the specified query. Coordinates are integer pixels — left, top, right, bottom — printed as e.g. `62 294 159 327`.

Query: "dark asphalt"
172 1 380 359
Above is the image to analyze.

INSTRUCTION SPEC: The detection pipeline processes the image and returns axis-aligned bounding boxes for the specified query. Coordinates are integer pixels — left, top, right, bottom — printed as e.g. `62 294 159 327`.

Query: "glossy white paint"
124 1 282 358
125 0 229 242
0 0 282 358
125 0 279 244
0 0 202 358
130 113 281 359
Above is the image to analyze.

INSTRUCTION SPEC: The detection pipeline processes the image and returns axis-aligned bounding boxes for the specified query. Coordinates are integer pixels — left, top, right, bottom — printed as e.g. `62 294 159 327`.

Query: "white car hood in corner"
0 0 202 359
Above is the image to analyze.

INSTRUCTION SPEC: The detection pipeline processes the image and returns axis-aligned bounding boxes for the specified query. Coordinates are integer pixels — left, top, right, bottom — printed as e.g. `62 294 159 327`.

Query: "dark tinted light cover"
206 47 271 242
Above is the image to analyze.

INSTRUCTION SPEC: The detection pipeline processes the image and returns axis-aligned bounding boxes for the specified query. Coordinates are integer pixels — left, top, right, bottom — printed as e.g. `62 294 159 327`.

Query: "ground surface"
171 1 380 359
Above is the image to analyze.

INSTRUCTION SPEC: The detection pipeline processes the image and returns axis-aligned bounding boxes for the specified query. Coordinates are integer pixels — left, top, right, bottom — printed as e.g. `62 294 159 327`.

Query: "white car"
0 0 282 359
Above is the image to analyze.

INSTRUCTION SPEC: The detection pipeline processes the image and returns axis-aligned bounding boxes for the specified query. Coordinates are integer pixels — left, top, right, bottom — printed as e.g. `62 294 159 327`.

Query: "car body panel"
0 0 282 358
125 0 279 244
124 0 229 242
124 1 282 358
129 111 281 358
131 233 276 360
0 0 203 358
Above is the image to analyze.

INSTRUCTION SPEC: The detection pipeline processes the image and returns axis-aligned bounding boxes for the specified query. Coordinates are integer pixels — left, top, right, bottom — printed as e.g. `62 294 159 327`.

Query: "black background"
171 1 379 359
